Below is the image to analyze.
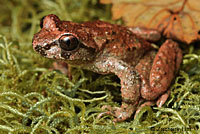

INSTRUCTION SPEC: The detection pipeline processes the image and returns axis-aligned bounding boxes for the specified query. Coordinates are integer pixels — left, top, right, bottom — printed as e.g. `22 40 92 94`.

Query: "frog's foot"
134 90 170 118
98 103 136 122
156 89 170 107
52 61 72 79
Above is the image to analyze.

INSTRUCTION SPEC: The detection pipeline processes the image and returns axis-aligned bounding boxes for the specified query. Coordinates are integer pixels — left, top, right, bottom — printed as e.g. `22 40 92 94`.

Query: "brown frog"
32 14 182 122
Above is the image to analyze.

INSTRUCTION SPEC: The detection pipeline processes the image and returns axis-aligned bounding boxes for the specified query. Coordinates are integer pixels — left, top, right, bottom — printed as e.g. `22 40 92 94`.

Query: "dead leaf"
101 0 200 44
100 0 112 4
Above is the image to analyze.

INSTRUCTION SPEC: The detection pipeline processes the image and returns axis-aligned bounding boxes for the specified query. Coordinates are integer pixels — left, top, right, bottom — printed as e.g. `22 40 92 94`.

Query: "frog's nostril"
34 45 41 52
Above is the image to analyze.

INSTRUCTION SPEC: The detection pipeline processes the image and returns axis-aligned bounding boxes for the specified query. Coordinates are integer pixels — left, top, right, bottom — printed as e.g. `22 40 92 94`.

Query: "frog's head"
32 14 97 65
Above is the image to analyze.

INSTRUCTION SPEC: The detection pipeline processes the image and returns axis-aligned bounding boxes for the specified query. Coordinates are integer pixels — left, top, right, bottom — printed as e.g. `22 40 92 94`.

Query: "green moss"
0 0 199 134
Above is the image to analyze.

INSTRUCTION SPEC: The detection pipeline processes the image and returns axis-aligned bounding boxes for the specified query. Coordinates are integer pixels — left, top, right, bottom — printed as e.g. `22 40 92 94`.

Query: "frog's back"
62 20 152 54
79 21 155 66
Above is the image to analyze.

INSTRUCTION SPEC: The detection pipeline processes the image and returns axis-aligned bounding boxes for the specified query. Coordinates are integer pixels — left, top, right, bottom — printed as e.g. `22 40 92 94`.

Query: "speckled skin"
32 14 182 122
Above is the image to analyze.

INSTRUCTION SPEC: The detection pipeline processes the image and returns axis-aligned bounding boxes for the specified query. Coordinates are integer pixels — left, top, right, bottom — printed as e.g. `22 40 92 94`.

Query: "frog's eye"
59 34 79 51
40 16 46 28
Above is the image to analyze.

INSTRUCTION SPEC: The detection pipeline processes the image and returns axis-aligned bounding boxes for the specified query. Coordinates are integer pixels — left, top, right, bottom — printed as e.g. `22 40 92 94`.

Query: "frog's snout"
32 44 47 57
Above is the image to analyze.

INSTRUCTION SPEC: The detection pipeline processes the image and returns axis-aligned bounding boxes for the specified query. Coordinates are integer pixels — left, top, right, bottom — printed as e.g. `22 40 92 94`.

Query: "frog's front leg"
92 57 141 122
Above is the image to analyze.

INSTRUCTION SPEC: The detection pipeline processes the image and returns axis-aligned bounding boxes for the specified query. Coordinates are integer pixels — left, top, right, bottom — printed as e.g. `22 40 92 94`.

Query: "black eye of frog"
59 34 80 51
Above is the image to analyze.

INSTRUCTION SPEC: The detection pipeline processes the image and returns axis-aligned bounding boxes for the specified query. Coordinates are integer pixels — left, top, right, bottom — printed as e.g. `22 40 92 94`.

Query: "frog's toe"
98 104 135 122
156 90 170 107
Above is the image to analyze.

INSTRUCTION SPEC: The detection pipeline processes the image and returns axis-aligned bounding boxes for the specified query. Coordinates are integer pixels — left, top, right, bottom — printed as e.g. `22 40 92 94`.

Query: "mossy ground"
0 0 199 134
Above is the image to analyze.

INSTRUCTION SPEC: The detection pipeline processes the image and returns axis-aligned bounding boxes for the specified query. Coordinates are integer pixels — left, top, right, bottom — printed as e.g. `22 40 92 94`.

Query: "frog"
32 14 182 122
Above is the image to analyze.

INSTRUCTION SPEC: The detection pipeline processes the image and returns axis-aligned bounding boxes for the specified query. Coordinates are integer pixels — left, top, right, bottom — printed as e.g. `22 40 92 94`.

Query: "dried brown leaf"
101 0 200 44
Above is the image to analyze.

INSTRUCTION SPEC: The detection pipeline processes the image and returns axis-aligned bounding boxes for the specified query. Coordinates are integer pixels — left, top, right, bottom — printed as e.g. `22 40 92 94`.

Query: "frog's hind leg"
136 39 182 107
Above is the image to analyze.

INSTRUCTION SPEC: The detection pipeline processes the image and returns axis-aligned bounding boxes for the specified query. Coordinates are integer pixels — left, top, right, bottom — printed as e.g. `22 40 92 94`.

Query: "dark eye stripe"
43 44 51 50
43 42 57 50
